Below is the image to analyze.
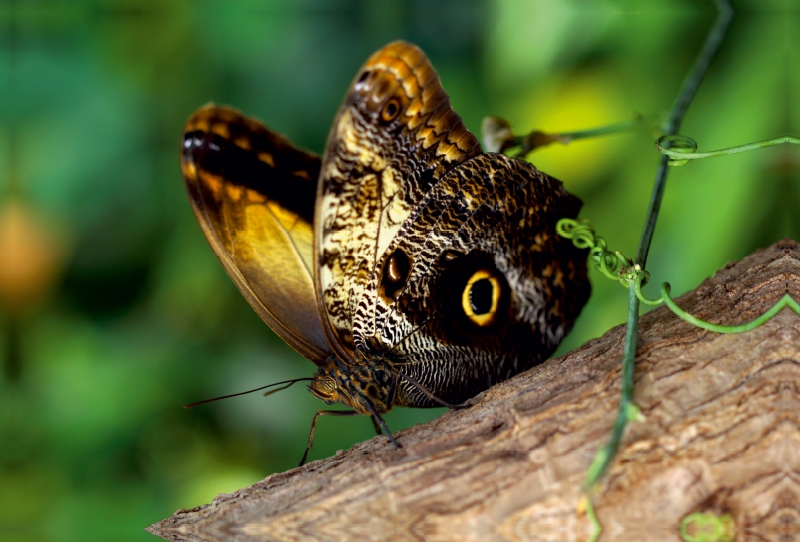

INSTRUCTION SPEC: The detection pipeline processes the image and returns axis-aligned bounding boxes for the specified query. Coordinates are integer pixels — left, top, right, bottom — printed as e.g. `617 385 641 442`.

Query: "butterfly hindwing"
315 41 483 358
375 153 590 405
181 105 329 363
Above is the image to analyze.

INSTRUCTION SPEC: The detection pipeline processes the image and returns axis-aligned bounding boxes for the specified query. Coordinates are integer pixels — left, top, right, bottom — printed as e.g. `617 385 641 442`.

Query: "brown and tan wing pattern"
372 153 590 406
315 41 482 358
181 104 329 363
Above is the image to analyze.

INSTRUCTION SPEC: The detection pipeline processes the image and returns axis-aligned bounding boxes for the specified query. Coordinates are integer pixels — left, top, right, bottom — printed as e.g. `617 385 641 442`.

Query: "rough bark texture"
148 239 800 542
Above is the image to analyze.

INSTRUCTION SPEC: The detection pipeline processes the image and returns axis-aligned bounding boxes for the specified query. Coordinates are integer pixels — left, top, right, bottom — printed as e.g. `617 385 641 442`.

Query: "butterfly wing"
180 104 330 363
315 41 482 358
375 153 590 406
313 41 589 405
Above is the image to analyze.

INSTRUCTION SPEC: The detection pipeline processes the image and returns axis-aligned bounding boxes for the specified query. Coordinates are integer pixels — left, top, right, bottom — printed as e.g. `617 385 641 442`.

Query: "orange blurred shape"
0 199 65 313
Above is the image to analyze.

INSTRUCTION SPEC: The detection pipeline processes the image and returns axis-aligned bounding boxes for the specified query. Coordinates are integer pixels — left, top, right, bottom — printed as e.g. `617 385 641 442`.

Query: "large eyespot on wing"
180 104 330 364
372 153 590 407
315 41 482 358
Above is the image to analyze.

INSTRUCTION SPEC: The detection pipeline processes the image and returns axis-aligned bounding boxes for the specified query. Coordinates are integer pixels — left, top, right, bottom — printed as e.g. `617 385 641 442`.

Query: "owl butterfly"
181 41 590 464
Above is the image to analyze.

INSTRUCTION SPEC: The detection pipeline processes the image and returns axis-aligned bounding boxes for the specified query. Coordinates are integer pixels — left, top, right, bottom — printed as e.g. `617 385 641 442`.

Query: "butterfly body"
181 41 589 454
310 358 397 415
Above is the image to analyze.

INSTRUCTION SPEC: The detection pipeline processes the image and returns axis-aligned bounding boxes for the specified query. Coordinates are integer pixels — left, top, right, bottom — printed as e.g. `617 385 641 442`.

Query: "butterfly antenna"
184 378 313 408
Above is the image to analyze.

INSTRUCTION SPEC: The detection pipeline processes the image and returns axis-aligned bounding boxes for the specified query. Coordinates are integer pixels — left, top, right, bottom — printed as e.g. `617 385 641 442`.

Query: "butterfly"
180 41 590 464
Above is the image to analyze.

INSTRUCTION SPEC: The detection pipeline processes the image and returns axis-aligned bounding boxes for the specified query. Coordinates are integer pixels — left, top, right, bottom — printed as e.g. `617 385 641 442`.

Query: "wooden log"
148 239 800 542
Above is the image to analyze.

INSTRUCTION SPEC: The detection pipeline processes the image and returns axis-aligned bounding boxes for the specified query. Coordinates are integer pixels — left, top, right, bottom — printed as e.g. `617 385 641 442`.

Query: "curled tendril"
557 217 800 326
657 134 800 166
557 219 651 293
655 134 698 166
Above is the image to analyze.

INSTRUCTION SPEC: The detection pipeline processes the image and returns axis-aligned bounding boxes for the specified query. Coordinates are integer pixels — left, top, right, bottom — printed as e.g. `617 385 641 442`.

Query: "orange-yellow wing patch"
181 104 329 363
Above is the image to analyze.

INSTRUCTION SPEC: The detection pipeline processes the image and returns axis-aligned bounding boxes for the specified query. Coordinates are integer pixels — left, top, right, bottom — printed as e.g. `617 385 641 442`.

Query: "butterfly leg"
370 415 382 436
362 399 401 449
300 409 358 467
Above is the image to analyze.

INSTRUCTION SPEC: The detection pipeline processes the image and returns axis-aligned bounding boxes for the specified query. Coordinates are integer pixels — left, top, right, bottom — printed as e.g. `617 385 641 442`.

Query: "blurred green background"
1 0 797 540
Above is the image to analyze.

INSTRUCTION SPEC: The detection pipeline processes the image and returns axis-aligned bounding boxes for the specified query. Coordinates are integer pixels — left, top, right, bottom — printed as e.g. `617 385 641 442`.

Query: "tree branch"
149 239 800 542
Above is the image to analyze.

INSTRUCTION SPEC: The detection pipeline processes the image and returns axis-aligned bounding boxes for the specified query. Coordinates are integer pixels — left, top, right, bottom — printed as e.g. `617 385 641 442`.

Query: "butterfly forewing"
181 105 330 363
315 41 483 358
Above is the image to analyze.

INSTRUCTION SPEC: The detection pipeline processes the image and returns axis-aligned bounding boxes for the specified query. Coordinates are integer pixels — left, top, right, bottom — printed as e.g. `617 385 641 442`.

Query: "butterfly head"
309 357 397 415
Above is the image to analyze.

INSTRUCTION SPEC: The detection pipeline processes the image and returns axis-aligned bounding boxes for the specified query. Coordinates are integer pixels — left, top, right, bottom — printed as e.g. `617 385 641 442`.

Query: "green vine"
556 219 653 300
578 495 603 542
558 217 800 335
569 0 734 489
516 0 793 506
656 134 800 166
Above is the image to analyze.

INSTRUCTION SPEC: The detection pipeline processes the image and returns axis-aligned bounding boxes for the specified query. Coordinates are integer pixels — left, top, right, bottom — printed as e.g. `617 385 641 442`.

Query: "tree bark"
148 239 800 542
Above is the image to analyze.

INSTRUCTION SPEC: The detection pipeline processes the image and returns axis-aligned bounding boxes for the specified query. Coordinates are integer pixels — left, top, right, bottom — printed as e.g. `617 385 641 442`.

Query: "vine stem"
586 0 734 488
558 119 650 142
636 0 734 265
661 289 800 333
558 219 800 333
656 134 800 165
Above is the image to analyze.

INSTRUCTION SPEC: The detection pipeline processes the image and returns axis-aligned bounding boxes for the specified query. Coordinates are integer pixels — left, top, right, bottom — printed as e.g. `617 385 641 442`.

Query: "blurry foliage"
0 0 798 540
